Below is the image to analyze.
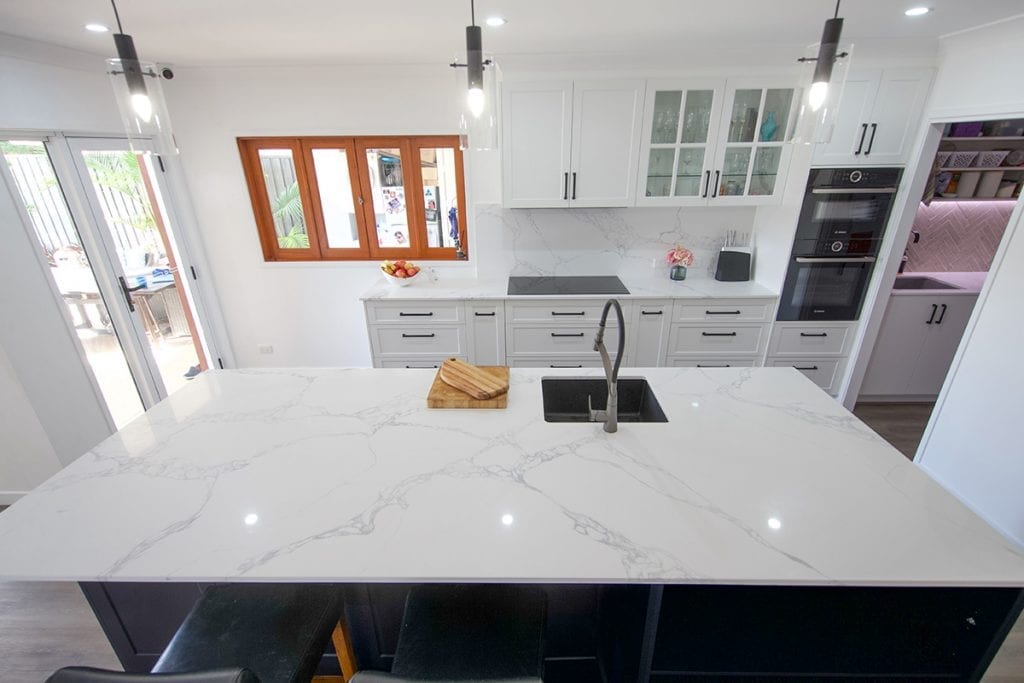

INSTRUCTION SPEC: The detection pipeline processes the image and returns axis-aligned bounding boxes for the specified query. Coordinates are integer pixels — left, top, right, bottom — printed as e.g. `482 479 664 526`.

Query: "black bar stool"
352 584 546 682
49 584 346 683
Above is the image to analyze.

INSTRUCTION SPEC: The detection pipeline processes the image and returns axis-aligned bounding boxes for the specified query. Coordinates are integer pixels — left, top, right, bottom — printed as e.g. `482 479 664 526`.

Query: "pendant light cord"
110 0 124 33
470 0 476 26
834 0 841 19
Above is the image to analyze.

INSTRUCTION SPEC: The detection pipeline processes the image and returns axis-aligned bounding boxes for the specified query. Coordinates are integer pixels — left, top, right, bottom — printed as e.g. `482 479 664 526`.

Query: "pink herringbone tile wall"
905 200 1017 273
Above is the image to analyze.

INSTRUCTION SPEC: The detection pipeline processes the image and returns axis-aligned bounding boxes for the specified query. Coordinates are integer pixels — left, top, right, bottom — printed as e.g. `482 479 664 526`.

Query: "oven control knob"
849 170 863 183
831 241 844 252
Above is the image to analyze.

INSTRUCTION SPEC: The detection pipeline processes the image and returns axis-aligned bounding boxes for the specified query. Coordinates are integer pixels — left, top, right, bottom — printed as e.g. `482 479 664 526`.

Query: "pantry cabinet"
812 68 933 167
501 80 644 208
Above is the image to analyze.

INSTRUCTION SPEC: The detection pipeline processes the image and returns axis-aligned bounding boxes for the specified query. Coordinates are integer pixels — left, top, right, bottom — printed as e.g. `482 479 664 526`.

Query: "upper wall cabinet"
501 80 644 208
812 68 934 167
637 78 799 207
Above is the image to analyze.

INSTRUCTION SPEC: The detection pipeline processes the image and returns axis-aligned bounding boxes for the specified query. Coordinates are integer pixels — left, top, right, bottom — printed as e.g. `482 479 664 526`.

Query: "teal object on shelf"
760 111 778 142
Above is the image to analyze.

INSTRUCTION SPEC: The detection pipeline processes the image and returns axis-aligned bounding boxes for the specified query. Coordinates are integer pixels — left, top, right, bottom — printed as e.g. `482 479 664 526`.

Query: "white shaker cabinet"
467 302 506 366
629 300 671 366
813 68 933 167
501 80 644 208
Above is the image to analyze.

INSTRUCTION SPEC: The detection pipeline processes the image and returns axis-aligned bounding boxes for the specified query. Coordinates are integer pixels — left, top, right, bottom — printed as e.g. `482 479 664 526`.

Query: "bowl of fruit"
380 259 421 286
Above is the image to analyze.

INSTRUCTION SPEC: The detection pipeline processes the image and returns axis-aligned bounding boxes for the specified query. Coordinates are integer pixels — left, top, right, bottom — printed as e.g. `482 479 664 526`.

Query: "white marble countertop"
1 367 1022 586
361 275 778 301
893 272 986 296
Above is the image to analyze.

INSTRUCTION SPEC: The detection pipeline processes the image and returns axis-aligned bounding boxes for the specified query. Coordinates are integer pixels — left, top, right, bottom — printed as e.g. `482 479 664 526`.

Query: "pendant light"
450 0 499 150
105 0 177 155
791 0 852 145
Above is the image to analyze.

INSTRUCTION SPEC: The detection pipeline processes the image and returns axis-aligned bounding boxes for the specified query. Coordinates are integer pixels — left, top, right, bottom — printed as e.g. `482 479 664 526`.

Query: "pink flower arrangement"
666 245 694 267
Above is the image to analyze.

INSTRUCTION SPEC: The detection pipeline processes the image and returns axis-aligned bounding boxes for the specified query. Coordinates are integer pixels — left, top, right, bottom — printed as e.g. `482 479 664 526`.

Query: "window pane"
650 91 682 144
720 146 752 196
311 148 360 249
751 147 782 195
645 148 675 197
762 89 795 142
418 147 461 249
364 147 410 249
680 90 714 143
258 148 308 249
728 89 763 143
674 148 705 197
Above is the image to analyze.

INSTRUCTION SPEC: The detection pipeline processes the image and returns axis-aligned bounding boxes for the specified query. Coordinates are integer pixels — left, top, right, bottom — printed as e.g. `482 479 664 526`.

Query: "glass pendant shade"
791 41 853 146
456 55 499 151
107 52 177 156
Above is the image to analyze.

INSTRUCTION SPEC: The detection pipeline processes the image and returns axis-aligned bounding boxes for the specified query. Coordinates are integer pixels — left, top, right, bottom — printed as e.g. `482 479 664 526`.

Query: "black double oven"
777 167 903 321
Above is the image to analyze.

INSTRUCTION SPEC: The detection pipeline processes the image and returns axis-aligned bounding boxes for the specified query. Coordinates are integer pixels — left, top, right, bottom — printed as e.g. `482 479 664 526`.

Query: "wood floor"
2 403 1023 683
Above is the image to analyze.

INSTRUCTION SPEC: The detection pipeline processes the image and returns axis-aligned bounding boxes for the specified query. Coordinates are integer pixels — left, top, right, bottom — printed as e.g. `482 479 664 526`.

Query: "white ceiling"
1 0 1022 68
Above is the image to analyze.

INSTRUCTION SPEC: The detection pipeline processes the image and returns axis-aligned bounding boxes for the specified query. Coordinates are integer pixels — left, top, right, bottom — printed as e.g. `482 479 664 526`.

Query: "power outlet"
257 344 274 355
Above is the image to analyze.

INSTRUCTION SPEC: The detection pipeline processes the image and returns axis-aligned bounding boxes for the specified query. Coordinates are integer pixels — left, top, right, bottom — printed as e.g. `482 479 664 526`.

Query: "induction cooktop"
507 276 630 296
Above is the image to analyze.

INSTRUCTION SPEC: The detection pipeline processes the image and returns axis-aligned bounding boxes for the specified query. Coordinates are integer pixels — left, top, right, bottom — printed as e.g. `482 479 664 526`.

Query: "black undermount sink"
893 276 960 290
542 378 668 423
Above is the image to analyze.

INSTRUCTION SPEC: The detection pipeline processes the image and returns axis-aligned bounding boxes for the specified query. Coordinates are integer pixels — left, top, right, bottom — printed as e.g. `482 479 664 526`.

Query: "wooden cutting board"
427 366 509 409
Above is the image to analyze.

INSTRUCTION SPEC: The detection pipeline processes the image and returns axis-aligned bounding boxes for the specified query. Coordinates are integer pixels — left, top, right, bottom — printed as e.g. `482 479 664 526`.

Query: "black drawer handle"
551 311 585 316
405 365 439 368
399 312 433 317
474 311 496 317
799 332 828 337
697 364 731 368
551 332 585 338
794 365 820 371
402 333 436 338
701 332 737 337
706 310 741 315
926 304 937 324
550 364 583 368
935 303 947 325
641 310 663 315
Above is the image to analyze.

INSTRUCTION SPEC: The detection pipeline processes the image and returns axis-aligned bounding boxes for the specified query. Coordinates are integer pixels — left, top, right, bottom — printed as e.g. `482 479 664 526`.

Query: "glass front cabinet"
637 78 799 206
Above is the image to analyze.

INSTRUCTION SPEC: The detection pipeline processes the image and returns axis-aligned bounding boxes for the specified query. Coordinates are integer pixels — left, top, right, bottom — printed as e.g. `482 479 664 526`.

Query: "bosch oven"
778 167 902 321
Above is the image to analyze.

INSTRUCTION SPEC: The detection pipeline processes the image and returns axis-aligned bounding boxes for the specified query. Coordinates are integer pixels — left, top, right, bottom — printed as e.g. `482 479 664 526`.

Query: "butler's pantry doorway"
0 134 213 429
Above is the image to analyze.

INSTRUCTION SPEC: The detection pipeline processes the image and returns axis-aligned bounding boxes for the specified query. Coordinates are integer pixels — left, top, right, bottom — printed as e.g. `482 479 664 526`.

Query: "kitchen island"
1 367 1022 679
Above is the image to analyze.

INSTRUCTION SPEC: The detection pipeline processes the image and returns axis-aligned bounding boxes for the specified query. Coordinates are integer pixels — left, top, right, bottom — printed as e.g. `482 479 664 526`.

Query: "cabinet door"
630 300 670 366
861 68 933 165
467 302 505 366
501 81 574 208
811 69 881 167
906 296 977 396
710 80 798 205
859 296 934 397
569 79 644 207
636 79 723 207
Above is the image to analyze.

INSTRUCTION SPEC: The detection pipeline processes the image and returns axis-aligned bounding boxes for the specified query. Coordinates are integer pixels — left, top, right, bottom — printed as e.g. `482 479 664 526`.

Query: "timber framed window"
238 135 468 261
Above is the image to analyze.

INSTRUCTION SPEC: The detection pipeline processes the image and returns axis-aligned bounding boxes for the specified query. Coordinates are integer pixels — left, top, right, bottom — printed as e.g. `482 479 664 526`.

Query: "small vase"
760 111 778 142
669 265 688 281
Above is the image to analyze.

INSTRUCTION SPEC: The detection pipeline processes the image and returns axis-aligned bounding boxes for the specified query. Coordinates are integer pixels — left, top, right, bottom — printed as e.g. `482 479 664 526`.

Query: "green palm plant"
269 180 309 248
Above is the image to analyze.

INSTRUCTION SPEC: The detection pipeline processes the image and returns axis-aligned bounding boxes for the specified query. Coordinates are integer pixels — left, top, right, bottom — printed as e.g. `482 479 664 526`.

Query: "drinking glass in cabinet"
680 90 714 143
760 89 795 142
720 147 751 196
646 148 675 197
750 147 782 196
674 149 705 197
728 90 762 143
651 91 682 144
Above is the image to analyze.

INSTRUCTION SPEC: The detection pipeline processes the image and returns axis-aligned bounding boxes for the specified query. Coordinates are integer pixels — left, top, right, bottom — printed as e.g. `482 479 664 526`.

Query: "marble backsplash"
473 205 757 279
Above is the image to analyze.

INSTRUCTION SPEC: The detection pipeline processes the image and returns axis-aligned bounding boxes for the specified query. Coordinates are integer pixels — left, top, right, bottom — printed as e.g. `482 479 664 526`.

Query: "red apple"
394 269 408 278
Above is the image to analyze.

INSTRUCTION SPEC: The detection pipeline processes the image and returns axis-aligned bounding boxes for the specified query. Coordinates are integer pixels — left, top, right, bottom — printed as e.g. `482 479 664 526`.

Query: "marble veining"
1 368 1022 586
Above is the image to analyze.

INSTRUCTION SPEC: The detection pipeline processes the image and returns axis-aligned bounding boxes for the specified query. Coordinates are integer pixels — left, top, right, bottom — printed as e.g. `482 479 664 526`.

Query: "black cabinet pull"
474 311 496 317
706 310 741 315
712 170 720 198
551 311 585 316
399 311 433 317
550 364 583 368
641 310 663 315
117 275 140 313
405 365 439 368
563 172 568 200
402 333 436 338
701 331 737 337
551 332 585 338
865 123 878 155
794 365 820 371
800 332 828 337
697 364 731 368
936 303 948 325
926 304 938 324
571 172 577 200
702 170 711 198
854 123 868 155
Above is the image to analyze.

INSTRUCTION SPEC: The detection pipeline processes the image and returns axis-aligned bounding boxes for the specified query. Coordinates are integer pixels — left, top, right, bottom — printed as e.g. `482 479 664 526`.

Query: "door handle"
794 365 820 371
117 275 143 313
865 123 878 155
402 333 436 338
641 310 663 315
706 310 741 315
701 332 737 337
811 187 897 194
550 364 583 368
702 170 711 198
473 311 496 317
854 123 868 155
800 332 828 337
795 256 877 263
563 172 568 200
399 311 433 317
551 311 585 316
551 332 585 338
711 170 720 198
697 364 731 368
926 304 937 324
571 172 577 200
935 303 948 325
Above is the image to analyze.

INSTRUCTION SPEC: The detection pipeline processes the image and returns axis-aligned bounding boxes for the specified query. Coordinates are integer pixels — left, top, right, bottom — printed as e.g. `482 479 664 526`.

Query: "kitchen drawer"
366 301 463 323
668 325 767 356
507 300 626 323
508 326 619 356
672 299 773 323
667 358 758 368
372 326 466 357
769 358 843 394
769 323 855 357
507 357 604 368
378 357 466 369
